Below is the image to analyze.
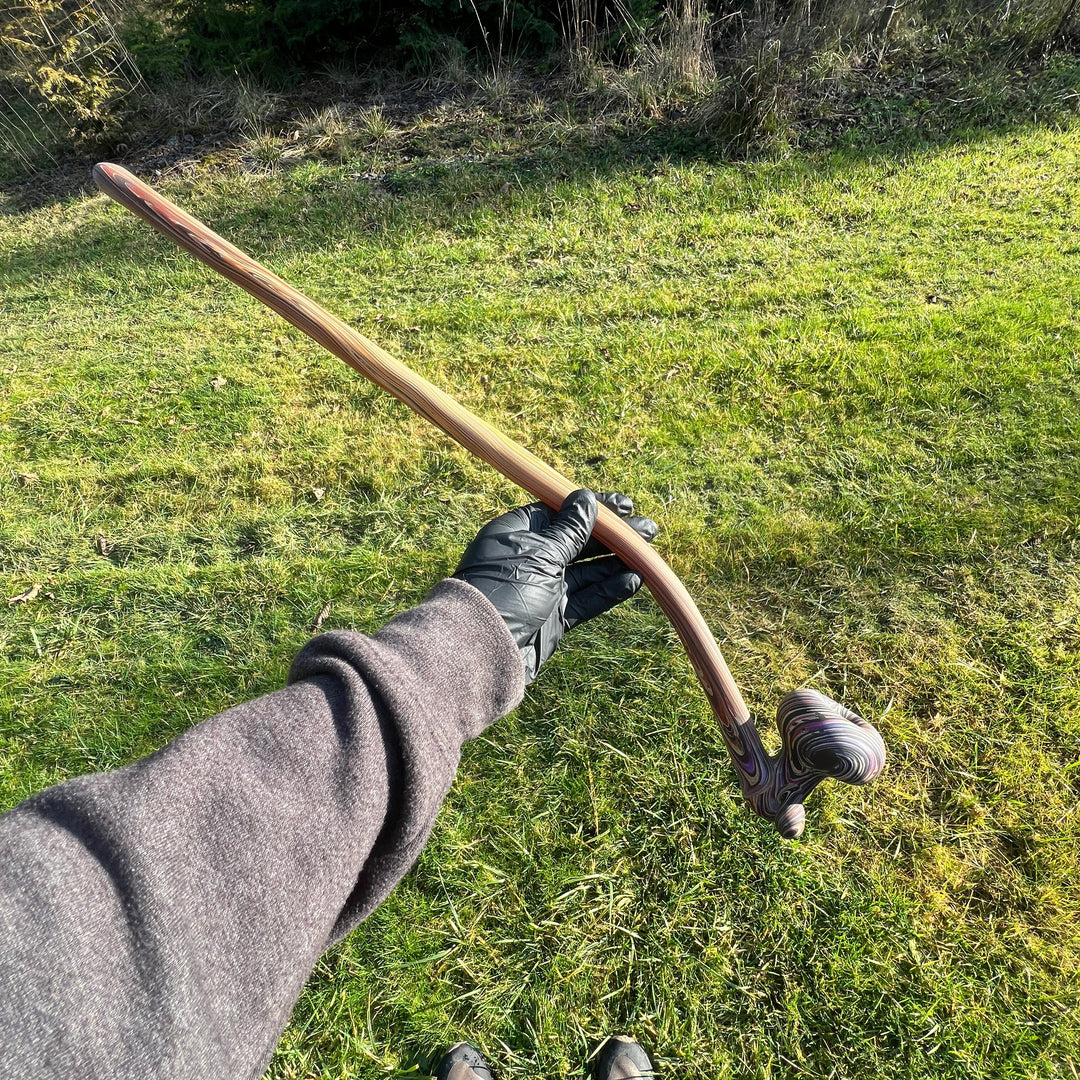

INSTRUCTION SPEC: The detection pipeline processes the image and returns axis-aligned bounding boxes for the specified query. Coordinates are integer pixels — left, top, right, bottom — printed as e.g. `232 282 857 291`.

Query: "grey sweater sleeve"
0 578 524 1080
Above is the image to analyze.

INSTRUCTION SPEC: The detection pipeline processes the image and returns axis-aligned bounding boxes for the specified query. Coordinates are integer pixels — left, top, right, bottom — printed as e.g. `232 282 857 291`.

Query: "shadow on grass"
1 83 1078 284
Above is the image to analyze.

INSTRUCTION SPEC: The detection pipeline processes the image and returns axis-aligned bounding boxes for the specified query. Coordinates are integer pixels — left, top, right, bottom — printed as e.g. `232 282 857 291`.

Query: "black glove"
454 489 658 683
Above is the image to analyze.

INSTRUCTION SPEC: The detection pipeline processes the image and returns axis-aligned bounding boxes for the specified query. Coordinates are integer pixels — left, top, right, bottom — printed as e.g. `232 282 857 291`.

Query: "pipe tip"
774 803 805 839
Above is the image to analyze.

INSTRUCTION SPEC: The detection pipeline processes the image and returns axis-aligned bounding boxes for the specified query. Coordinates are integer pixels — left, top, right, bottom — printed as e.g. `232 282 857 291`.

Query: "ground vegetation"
2 3 1079 1079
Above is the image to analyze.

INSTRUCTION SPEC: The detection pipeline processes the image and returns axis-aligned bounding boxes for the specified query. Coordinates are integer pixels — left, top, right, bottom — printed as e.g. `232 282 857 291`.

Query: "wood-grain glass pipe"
93 162 886 838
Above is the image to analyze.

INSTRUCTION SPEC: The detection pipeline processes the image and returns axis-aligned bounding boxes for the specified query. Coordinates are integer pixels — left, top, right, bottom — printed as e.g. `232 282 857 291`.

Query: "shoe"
434 1041 495 1080
593 1035 655 1079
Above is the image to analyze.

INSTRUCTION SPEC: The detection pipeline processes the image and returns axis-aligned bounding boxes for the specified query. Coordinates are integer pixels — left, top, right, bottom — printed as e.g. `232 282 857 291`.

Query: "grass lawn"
1 113 1079 1079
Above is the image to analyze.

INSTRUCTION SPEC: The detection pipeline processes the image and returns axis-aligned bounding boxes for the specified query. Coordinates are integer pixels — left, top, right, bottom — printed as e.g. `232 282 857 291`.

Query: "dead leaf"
314 601 332 632
17 472 39 486
8 584 40 605
96 535 114 556
210 375 228 390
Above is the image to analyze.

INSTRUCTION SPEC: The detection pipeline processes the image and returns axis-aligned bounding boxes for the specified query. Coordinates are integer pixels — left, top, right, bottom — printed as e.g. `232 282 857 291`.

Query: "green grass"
2 115 1079 1080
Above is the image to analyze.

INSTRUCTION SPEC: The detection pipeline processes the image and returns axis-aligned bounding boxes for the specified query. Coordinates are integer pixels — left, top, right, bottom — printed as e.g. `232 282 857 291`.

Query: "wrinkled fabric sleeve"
0 579 524 1080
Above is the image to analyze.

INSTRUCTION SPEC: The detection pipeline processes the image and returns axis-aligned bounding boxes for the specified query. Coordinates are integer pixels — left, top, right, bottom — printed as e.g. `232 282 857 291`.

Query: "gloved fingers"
574 507 656 565
598 491 633 516
572 492 656 560
523 492 626 545
466 493 655 557
538 488 599 567
564 553 629 586
564 562 645 628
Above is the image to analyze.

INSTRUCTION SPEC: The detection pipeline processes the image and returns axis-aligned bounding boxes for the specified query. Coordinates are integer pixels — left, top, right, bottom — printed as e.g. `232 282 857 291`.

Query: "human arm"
0 580 522 1080
0 490 655 1080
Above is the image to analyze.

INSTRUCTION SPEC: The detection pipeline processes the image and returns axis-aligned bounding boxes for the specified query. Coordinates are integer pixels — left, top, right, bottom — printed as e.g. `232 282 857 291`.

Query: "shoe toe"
593 1035 654 1079
434 1041 494 1080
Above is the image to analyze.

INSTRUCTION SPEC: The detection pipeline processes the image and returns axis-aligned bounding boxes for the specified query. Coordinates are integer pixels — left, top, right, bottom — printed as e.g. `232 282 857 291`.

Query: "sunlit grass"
2 117 1079 1079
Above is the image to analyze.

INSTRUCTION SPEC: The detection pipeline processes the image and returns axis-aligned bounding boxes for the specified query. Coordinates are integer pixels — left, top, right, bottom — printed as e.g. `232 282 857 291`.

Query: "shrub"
0 0 142 165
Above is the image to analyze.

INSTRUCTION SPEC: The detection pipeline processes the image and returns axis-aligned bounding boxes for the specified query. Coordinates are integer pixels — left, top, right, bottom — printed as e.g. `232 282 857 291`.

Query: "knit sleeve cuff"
368 577 525 738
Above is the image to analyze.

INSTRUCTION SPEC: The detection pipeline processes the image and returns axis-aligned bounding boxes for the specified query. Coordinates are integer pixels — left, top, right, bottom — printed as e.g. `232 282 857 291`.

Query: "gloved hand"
454 489 658 683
